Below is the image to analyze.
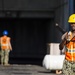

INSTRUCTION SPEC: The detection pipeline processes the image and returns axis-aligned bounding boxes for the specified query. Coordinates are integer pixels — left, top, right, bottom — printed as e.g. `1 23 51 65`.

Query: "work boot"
1 63 3 66
1 62 4 66
4 63 10 66
56 70 62 74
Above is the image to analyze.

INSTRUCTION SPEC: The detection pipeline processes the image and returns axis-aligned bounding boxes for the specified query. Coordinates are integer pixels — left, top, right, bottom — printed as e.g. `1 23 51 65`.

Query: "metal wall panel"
54 0 69 42
0 1 2 10
3 0 56 10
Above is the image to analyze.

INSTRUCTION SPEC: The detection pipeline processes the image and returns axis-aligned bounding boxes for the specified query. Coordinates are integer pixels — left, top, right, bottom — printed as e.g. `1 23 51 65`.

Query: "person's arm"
59 39 66 50
59 32 68 50
9 37 12 50
9 42 12 50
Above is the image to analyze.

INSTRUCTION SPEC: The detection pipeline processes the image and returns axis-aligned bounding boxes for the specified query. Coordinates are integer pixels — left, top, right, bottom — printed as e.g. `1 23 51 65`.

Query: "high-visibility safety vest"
65 31 75 61
0 36 11 50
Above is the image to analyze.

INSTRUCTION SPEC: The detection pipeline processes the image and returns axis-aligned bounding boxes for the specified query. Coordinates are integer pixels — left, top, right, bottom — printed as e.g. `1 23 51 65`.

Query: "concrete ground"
0 64 62 75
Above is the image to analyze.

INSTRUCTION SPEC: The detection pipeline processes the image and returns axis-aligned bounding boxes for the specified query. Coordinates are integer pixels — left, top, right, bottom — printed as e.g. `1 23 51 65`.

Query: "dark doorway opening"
0 18 53 65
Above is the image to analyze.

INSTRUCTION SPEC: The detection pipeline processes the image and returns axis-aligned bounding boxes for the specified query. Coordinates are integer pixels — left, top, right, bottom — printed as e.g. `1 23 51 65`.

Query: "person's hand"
62 32 68 41
10 47 12 51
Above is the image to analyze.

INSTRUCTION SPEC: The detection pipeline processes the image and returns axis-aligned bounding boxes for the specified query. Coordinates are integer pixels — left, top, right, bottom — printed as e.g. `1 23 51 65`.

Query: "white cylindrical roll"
42 55 65 70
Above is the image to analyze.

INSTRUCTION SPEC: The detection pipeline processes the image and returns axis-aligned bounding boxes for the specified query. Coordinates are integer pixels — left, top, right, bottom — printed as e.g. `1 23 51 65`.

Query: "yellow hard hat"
68 14 75 23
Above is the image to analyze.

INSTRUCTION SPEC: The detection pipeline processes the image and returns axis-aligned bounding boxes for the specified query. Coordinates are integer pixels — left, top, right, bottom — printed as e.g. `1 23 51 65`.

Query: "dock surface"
0 64 62 75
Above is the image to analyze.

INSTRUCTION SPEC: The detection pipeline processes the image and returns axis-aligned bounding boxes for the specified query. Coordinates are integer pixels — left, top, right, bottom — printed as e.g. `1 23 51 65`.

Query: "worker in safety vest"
0 30 12 66
59 14 75 75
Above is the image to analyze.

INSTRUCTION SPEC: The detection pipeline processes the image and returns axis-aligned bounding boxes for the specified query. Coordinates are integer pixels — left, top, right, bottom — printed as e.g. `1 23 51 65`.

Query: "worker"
59 14 75 75
0 30 12 66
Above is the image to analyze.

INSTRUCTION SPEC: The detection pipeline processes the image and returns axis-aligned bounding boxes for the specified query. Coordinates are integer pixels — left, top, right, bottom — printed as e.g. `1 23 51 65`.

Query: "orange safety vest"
65 31 75 61
1 36 11 50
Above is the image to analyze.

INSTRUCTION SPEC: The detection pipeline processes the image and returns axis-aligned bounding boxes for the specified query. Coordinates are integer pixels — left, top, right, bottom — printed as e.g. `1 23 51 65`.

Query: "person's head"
68 14 75 31
3 30 8 36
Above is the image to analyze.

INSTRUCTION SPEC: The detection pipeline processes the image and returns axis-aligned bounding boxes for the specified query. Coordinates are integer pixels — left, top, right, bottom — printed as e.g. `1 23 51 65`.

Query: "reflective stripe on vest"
1 44 9 46
66 50 75 53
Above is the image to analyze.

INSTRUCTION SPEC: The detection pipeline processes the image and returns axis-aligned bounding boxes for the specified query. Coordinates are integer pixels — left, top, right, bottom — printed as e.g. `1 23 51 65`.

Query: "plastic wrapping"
42 55 65 70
